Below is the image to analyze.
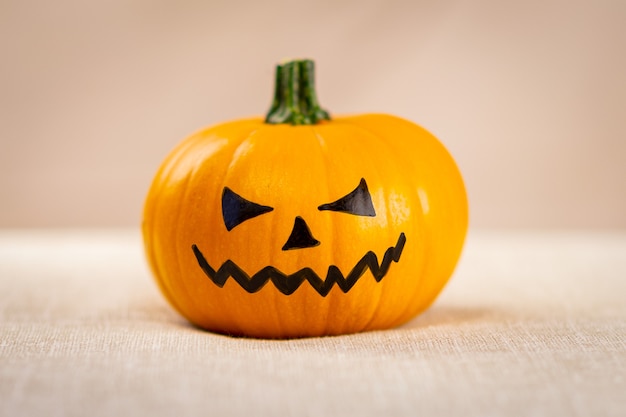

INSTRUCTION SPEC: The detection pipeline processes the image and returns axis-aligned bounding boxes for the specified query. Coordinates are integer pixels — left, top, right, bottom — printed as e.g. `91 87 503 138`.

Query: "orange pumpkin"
142 59 468 338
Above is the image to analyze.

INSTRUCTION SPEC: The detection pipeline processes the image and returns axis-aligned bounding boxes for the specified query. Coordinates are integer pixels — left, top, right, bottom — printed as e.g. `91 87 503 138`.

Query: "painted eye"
222 187 274 231
318 178 376 217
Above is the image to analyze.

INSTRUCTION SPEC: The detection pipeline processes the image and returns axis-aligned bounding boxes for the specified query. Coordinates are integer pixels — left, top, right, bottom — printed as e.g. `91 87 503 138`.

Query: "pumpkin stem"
265 59 331 125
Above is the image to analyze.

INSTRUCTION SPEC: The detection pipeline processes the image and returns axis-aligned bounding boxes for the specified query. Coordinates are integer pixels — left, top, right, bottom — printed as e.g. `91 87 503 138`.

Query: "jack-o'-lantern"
142 59 468 338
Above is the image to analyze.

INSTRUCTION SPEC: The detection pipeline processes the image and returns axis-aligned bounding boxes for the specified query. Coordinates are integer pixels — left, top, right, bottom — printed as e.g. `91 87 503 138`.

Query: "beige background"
1 0 625 229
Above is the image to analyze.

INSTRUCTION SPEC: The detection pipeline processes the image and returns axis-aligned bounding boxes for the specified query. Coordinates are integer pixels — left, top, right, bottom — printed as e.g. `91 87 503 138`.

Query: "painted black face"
221 178 377 249
192 178 406 296
317 178 376 217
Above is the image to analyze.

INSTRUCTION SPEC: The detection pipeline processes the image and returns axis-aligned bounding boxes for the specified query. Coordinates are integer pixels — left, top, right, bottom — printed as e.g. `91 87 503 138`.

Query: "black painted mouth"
191 233 406 297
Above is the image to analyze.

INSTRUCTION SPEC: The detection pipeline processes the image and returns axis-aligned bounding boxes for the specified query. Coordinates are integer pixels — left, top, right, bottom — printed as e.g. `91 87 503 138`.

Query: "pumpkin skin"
142 61 467 338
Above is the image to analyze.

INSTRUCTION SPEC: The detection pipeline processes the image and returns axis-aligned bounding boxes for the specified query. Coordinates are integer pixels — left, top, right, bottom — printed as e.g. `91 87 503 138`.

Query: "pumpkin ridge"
183 122 263 332
340 114 466 324
191 232 405 297
309 125 335 334
333 117 430 327
144 135 210 318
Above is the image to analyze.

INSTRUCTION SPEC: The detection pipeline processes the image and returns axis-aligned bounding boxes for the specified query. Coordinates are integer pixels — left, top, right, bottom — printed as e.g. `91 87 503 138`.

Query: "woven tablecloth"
1 230 624 416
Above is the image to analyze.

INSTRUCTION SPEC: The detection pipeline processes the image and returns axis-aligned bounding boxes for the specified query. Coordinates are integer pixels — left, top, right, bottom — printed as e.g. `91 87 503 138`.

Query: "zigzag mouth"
191 233 406 297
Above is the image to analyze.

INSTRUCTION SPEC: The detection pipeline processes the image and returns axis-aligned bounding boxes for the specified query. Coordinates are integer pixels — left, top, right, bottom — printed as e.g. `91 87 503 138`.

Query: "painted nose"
282 216 320 251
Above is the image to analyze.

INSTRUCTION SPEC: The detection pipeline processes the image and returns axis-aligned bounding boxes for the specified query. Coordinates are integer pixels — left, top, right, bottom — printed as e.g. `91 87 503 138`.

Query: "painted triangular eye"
222 187 274 231
317 178 376 217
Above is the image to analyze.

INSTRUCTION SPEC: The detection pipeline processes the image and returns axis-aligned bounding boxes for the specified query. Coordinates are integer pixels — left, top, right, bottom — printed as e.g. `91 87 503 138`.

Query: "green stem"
265 59 330 125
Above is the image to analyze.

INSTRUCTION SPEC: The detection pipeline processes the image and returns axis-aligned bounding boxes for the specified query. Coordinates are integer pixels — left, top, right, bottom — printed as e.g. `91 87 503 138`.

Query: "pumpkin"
142 59 467 338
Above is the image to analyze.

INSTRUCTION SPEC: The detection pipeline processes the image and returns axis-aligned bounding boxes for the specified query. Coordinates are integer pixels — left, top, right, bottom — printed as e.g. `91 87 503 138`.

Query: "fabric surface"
1 230 625 416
